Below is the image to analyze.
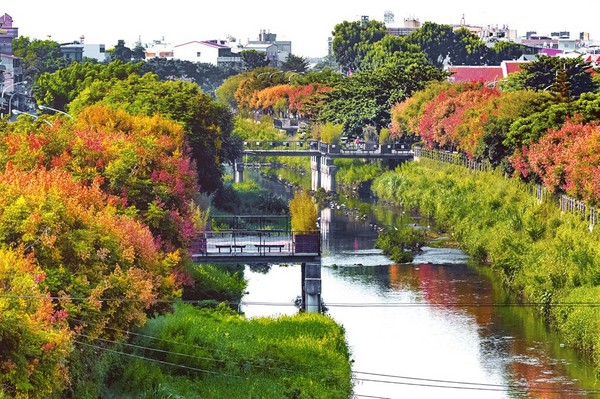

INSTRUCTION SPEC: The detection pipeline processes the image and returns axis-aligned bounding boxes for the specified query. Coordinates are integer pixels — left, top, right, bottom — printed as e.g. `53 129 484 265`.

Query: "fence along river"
240 169 600 399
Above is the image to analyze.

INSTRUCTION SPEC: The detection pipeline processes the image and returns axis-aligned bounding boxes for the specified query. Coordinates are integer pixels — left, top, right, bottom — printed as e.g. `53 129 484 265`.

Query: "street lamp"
38 104 74 119
1 80 28 118
11 109 53 126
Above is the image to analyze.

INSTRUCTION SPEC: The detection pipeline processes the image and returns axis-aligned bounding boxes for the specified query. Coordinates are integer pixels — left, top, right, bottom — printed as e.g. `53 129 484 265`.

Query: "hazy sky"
4 0 599 58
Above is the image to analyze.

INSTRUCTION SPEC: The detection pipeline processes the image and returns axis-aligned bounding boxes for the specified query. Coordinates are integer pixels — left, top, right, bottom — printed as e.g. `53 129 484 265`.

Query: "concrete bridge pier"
320 156 337 192
311 155 321 191
234 158 244 183
301 261 322 313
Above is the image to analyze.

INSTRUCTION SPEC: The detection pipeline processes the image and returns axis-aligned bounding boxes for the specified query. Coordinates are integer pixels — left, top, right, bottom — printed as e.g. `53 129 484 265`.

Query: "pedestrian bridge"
191 216 322 312
236 140 413 192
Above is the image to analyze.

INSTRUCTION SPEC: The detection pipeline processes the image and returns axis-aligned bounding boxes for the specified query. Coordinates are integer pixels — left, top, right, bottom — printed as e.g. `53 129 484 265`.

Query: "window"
197 52 201 57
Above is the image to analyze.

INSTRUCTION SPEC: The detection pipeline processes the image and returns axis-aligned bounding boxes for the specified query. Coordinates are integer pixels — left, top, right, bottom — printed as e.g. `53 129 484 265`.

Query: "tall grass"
107 304 352 398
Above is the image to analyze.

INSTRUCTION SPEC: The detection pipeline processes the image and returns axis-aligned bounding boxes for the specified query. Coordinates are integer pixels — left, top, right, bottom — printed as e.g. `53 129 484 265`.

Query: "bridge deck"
192 230 320 264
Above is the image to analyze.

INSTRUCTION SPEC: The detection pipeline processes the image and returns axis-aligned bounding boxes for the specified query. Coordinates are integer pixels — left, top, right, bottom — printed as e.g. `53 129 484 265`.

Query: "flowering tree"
511 120 600 205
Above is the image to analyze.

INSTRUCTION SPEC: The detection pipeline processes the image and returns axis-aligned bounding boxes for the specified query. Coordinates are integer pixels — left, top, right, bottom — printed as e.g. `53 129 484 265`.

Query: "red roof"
502 61 528 75
447 66 503 83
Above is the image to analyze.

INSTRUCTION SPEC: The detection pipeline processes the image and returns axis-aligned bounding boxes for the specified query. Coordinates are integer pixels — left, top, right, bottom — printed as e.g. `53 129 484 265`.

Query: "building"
60 39 107 63
244 30 291 67
174 40 242 67
447 60 529 84
145 40 174 59
0 13 24 98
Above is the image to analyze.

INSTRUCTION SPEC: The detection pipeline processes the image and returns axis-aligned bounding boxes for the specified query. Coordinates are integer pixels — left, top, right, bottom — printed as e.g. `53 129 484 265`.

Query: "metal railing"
243 140 413 157
191 229 320 258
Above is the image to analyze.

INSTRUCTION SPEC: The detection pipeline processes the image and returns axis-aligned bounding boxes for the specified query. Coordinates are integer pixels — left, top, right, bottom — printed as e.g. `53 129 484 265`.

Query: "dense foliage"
390 70 600 203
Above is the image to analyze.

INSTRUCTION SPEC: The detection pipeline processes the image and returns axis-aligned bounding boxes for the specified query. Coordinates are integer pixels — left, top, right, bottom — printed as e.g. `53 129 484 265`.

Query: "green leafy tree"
406 22 458 68
331 19 387 72
314 54 447 133
33 60 142 111
131 43 146 61
109 39 133 62
12 36 70 82
489 40 525 63
282 53 310 72
312 54 340 72
215 73 248 108
509 55 596 97
452 27 491 65
139 58 240 95
360 35 425 70
240 50 270 70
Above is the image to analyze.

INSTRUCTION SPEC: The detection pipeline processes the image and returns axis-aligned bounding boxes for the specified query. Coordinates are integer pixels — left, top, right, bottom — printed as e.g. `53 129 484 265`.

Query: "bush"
375 226 426 263
289 190 318 232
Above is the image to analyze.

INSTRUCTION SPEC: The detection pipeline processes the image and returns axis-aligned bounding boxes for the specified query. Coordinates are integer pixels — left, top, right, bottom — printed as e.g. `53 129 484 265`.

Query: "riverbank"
373 158 600 375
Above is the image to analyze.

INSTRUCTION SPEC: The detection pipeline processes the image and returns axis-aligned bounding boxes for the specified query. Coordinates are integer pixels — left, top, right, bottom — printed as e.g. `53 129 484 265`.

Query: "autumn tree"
67 73 240 193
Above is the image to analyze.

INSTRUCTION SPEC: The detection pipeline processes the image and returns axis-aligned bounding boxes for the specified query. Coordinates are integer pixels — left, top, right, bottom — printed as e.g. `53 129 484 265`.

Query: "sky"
3 0 600 58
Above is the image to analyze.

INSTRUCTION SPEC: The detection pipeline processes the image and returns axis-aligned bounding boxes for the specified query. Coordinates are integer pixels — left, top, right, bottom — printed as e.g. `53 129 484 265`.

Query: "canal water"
240 171 600 399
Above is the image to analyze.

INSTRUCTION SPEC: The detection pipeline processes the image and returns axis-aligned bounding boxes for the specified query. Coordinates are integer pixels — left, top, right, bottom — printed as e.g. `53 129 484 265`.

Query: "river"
240 170 600 399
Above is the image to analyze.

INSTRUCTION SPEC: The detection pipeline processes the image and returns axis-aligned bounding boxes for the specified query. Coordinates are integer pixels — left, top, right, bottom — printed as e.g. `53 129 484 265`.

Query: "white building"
173 40 228 64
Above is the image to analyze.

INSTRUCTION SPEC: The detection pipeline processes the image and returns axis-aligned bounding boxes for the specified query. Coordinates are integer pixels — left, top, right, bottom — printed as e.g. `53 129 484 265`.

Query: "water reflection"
241 170 600 398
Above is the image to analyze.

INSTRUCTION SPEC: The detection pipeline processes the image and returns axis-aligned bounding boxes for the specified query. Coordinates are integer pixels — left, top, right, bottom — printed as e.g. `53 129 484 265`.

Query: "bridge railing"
192 229 321 257
243 140 414 156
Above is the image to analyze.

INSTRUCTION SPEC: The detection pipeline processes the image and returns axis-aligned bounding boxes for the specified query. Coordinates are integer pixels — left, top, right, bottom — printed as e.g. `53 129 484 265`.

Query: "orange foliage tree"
1 105 201 253
0 247 72 398
511 120 600 205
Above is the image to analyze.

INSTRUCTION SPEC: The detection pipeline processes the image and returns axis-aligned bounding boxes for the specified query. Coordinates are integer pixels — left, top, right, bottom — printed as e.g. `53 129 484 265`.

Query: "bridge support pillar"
301 261 321 313
320 156 337 192
234 158 244 183
310 155 321 191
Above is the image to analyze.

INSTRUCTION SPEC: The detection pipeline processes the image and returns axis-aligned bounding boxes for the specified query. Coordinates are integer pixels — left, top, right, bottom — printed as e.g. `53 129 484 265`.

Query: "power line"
353 370 600 394
74 340 243 379
71 320 600 397
3 294 600 308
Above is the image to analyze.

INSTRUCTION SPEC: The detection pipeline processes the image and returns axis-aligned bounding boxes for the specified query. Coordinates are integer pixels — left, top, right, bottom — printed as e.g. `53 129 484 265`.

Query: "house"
145 40 174 59
243 30 291 67
173 40 241 67
447 60 529 84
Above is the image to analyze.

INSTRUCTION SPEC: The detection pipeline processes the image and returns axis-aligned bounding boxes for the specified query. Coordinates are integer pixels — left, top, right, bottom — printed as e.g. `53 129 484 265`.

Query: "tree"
509 55 596 97
131 44 146 61
312 54 339 72
360 35 425 70
68 73 240 193
314 53 447 134
109 39 133 62
406 22 458 68
12 36 70 82
139 58 240 95
331 19 387 73
240 50 270 70
489 41 525 64
281 54 309 72
33 61 142 111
